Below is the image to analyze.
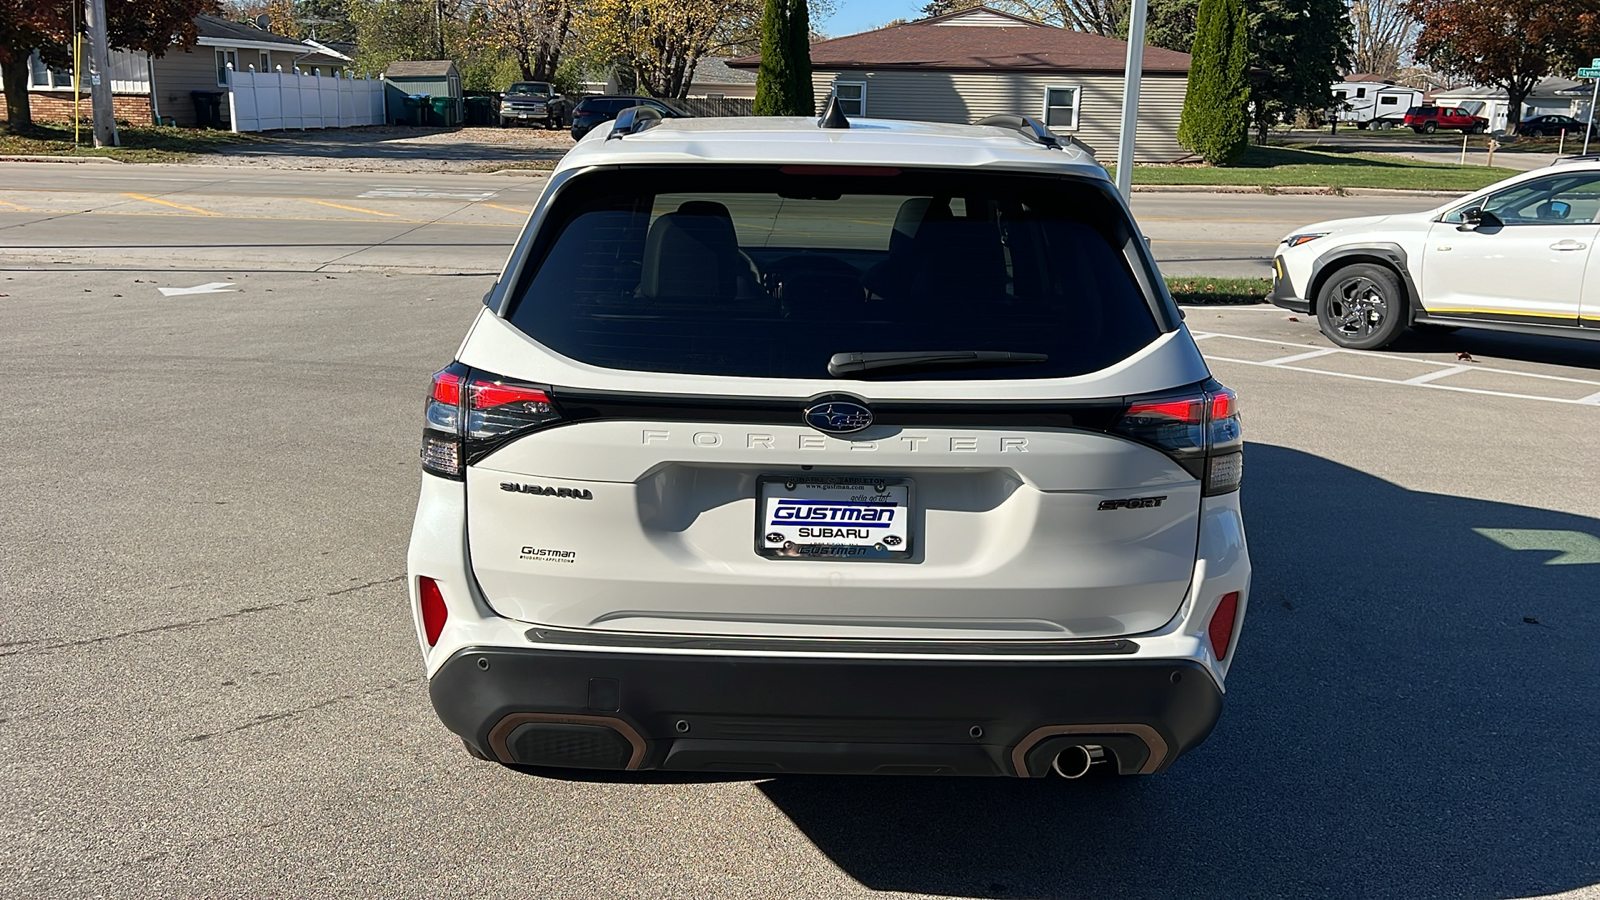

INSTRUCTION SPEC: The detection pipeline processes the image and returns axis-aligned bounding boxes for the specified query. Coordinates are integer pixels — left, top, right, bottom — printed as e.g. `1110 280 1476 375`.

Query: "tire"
1470 124 1486 134
1423 122 1438 134
1316 263 1408 350
1378 121 1393 131
1356 121 1369 130
499 116 510 128
1412 127 1426 134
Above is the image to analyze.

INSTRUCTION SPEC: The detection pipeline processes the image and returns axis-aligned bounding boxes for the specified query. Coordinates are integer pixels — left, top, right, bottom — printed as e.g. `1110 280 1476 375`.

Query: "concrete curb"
0 154 122 164
1130 184 1463 198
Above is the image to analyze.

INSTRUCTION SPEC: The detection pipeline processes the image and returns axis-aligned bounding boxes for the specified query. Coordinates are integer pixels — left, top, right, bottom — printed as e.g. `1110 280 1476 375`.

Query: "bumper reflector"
418 576 448 646
1208 591 1240 660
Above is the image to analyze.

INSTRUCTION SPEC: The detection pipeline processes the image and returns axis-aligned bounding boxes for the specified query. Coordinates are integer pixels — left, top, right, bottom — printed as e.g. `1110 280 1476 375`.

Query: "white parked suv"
1271 160 1600 349
407 105 1251 780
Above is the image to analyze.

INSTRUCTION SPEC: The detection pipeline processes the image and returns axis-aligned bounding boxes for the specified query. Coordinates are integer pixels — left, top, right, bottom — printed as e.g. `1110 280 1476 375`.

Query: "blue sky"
821 0 928 37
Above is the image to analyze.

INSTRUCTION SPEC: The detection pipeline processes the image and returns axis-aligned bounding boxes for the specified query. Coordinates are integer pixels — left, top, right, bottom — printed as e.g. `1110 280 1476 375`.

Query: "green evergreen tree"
788 0 813 115
754 0 791 115
1177 0 1251 164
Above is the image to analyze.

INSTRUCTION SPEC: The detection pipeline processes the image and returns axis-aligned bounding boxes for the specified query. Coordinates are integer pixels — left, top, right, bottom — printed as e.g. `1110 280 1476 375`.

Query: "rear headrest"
638 211 744 302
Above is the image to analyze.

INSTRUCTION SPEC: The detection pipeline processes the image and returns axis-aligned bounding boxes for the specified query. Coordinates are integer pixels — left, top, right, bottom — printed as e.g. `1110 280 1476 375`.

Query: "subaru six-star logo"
803 400 874 434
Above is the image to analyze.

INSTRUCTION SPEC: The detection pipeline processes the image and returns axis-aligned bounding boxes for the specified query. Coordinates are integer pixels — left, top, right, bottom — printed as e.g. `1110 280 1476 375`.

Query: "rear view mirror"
1545 200 1572 220
1459 208 1503 231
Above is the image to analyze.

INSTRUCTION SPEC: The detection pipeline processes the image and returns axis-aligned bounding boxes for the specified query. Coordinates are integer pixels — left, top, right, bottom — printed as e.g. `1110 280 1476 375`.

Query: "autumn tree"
1145 0 1198 50
1349 0 1413 78
349 0 468 75
1 0 211 132
472 0 574 82
583 0 764 99
1410 0 1600 132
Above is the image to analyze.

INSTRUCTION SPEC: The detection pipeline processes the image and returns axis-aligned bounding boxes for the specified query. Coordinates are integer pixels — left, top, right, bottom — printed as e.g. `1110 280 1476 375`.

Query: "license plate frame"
755 475 914 561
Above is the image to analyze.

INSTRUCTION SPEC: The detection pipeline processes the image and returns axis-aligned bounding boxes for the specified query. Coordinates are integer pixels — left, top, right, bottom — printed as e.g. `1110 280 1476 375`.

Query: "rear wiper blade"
827 350 1049 378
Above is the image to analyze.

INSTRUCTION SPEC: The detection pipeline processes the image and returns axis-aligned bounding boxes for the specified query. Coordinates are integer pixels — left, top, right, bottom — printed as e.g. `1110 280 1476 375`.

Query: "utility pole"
84 0 118 147
1114 0 1149 200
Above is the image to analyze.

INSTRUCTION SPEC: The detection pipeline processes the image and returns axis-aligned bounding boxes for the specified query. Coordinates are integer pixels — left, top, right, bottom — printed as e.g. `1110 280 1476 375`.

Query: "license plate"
757 476 913 561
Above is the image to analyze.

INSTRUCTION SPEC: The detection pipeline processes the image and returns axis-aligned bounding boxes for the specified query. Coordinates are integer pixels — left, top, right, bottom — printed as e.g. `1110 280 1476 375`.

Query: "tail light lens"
1113 381 1242 495
1208 591 1240 659
421 363 562 480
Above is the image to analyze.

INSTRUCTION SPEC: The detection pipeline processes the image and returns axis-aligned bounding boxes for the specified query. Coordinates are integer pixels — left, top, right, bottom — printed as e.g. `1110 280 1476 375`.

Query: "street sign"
1579 67 1600 78
1592 57 1600 66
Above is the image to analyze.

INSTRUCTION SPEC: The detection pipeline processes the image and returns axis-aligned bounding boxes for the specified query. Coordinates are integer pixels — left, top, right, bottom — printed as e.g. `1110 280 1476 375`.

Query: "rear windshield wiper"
827 350 1049 378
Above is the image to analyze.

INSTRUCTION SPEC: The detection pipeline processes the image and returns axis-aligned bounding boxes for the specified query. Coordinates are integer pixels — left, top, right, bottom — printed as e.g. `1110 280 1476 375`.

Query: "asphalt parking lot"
2 161 1598 899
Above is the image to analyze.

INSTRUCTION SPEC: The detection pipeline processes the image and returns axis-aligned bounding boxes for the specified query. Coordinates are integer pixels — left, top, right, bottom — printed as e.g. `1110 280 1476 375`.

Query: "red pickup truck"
1404 106 1489 134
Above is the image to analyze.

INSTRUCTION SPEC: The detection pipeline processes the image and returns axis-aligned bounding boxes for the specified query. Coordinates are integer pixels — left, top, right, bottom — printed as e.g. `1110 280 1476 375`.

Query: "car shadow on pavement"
758 443 1600 899
1383 326 1600 373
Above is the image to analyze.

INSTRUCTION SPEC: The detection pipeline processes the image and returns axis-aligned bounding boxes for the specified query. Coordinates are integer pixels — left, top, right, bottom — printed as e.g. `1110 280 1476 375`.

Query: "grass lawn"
0 122 265 162
1165 276 1272 305
1112 144 1519 191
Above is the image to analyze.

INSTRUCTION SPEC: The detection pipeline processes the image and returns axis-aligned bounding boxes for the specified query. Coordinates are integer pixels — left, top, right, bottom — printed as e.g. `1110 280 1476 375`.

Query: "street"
2 159 1598 899
0 161 1448 277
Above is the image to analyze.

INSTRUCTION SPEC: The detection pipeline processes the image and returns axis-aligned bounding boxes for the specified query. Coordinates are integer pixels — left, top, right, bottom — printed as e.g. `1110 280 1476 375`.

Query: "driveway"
200 125 575 172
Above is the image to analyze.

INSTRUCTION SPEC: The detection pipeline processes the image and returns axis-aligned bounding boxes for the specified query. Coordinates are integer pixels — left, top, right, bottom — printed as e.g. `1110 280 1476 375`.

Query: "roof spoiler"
607 105 663 140
973 114 1096 157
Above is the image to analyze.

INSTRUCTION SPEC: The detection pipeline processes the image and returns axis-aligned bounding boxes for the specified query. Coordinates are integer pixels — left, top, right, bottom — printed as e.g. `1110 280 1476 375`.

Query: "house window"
216 49 238 85
26 51 74 89
259 52 270 74
834 81 865 116
1043 86 1079 129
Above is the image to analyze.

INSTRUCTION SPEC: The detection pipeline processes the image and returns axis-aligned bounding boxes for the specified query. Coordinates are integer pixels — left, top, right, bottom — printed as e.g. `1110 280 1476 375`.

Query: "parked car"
1404 105 1488 134
410 111 1251 780
570 95 690 140
500 82 569 129
1270 161 1600 349
1518 114 1592 137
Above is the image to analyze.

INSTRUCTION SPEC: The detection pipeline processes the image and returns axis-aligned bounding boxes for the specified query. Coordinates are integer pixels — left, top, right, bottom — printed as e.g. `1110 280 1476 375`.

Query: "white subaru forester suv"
407 104 1250 780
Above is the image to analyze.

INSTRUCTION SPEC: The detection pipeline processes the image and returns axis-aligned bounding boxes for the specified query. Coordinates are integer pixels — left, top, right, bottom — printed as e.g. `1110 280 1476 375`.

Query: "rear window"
579 98 633 113
505 166 1164 380
1407 106 1432 116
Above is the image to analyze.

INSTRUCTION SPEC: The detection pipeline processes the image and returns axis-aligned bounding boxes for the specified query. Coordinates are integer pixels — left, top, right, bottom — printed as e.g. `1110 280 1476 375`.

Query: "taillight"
421 363 562 480
1208 591 1240 659
1113 381 1242 495
418 576 447 647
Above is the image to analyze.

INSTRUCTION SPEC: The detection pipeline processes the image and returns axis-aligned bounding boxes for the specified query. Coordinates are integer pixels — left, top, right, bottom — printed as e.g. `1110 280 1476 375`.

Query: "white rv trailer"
1332 81 1427 129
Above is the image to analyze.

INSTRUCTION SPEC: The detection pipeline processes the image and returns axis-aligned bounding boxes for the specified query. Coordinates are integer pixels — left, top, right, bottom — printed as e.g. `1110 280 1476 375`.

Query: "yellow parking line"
480 202 532 215
305 199 400 218
122 192 216 215
79 208 519 227
0 198 31 210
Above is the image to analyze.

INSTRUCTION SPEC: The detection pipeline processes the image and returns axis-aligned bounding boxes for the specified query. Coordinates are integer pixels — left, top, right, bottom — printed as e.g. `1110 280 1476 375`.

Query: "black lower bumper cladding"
429 646 1224 777
1267 255 1310 313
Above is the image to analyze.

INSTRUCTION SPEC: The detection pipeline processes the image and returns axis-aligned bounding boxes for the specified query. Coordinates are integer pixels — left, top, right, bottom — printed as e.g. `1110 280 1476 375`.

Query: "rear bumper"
429 645 1224 777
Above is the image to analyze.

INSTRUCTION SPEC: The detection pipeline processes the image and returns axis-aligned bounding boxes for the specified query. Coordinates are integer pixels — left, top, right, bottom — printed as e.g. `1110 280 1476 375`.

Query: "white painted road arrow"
158 282 237 297
1474 528 1600 565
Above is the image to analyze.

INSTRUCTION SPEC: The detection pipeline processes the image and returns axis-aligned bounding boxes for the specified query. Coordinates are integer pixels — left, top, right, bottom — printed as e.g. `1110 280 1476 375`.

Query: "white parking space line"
1193 329 1600 407
1403 365 1473 385
358 188 498 200
1260 348 1339 366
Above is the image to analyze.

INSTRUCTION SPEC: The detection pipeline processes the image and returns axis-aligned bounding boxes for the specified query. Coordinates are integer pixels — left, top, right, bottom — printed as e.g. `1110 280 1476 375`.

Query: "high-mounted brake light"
421 363 563 480
1113 381 1242 496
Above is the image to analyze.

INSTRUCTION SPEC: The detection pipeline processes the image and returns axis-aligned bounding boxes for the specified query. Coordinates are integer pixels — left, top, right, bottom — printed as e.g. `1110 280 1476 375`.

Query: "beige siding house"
731 6 1193 163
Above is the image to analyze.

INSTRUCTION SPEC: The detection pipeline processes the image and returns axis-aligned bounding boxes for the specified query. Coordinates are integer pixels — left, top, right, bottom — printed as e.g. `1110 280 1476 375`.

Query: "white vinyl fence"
227 66 385 133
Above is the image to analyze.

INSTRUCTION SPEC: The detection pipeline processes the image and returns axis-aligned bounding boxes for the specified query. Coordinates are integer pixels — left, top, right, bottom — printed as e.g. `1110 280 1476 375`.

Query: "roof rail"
972 114 1096 157
607 105 663 140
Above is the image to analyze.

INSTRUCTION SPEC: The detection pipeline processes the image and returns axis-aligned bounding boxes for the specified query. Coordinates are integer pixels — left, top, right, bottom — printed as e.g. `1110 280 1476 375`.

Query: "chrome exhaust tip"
1050 745 1093 779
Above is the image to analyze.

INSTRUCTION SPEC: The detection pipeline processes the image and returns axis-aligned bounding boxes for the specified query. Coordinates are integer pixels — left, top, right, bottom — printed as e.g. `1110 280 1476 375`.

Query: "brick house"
0 15 348 127
729 6 1194 162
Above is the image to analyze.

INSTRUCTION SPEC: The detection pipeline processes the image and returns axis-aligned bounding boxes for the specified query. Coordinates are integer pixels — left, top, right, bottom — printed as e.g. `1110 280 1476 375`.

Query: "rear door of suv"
439 165 1238 643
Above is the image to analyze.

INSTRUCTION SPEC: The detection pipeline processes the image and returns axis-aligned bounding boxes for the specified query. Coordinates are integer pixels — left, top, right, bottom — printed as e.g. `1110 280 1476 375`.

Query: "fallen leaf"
112 293 122 297
1287 316 1299 322
1456 351 1475 362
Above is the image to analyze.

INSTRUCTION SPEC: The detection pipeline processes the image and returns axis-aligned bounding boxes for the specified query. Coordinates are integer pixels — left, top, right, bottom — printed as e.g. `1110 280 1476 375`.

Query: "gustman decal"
501 482 594 500
771 500 897 541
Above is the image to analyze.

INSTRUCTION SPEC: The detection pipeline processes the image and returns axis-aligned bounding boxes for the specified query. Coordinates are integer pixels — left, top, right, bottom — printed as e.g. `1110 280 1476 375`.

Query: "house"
583 57 759 100
0 14 348 127
728 6 1195 162
1429 77 1586 131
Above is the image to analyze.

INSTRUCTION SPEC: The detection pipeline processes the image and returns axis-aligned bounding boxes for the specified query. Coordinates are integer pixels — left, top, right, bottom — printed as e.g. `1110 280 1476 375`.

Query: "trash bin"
428 95 456 127
190 91 225 128
401 93 429 126
463 96 493 127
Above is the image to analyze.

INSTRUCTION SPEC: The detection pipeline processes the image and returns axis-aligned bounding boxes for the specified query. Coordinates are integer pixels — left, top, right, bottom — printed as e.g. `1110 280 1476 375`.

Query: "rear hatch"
432 164 1240 641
